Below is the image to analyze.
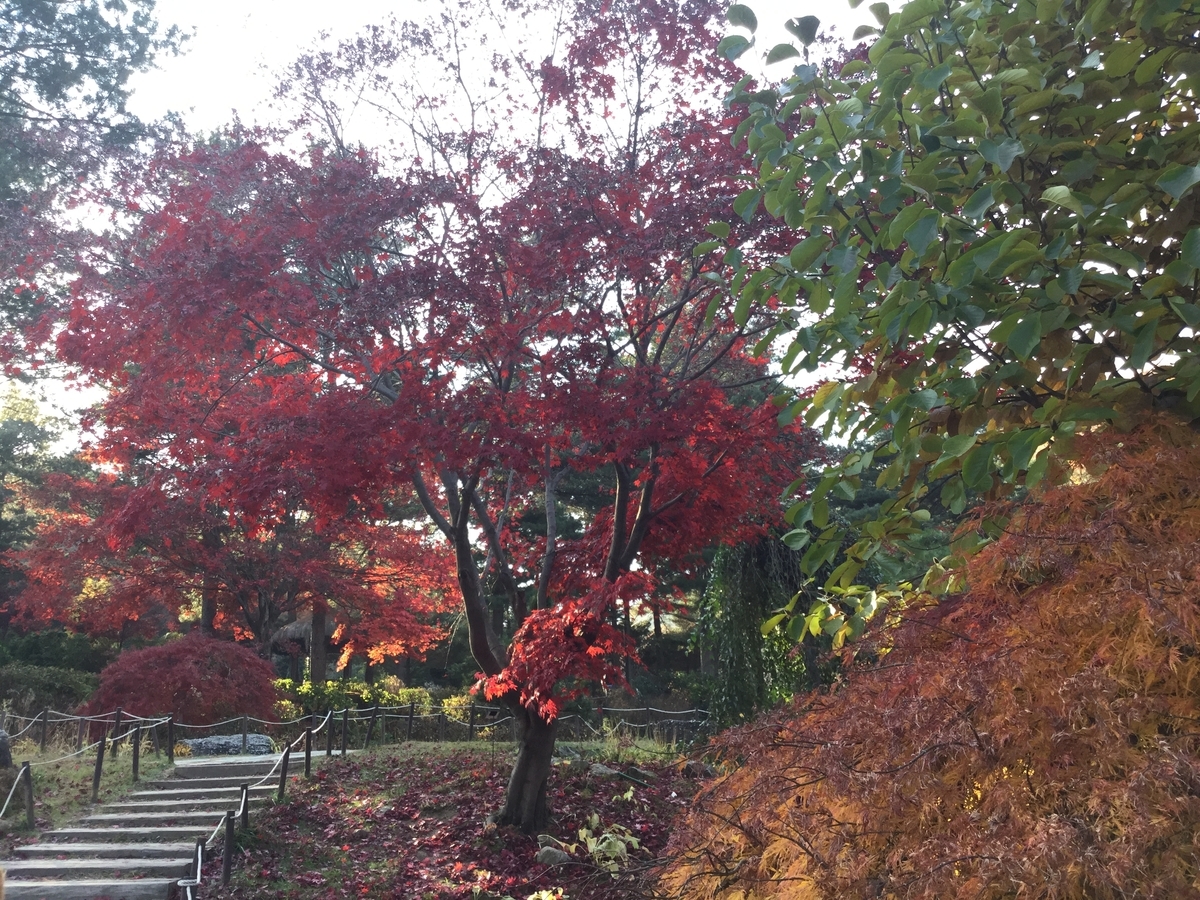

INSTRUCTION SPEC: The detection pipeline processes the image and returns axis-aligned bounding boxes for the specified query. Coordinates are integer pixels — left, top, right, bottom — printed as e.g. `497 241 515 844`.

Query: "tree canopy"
714 0 1200 637
0 0 181 365
32 0 821 832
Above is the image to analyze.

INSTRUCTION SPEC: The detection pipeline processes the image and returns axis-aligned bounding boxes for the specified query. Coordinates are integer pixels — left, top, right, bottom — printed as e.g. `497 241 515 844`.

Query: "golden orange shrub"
661 422 1200 899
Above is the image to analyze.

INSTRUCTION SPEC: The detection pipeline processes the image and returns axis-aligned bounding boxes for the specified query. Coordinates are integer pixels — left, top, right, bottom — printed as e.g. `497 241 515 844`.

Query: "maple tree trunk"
498 708 558 834
200 578 217 636
310 599 327 684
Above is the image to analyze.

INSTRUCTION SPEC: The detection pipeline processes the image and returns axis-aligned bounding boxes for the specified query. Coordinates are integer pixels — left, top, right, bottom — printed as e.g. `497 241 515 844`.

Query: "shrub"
659 422 1200 899
0 664 98 716
0 630 114 673
274 677 433 718
82 632 278 725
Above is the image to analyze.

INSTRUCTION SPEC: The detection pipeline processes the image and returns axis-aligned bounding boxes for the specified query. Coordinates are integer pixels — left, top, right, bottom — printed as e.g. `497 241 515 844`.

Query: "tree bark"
200 578 217 636
310 599 327 684
497 706 558 834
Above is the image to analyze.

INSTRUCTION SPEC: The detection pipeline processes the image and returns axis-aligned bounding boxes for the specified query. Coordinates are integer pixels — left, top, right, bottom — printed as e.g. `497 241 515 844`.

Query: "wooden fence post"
91 737 105 803
38 708 48 753
304 727 312 778
21 762 33 830
222 811 234 885
325 709 333 757
340 709 348 756
364 706 378 749
151 720 160 756
468 704 476 743
406 702 415 742
131 724 141 782
75 717 84 753
167 715 175 765
240 783 249 829
241 716 249 754
277 745 291 801
110 707 123 759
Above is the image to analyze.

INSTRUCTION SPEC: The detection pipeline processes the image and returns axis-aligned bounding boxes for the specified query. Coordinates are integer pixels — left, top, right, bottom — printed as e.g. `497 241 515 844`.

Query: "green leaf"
1129 320 1157 370
887 202 926 248
693 241 721 256
907 389 939 410
733 188 761 221
1042 184 1085 215
789 235 827 271
961 442 994 491
969 87 1004 126
942 433 977 458
705 221 730 239
766 43 801 65
979 138 1026 171
786 15 820 46
940 476 967 514
1181 227 1200 268
717 34 752 61
1007 428 1047 474
1006 316 1042 359
916 63 952 91
905 212 940 258
963 185 995 220
782 527 811 550
760 613 785 636
869 2 890 26
726 3 758 32
1157 165 1200 200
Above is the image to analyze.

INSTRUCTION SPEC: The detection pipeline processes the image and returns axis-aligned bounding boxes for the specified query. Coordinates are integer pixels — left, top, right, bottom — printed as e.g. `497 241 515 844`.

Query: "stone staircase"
3 754 280 900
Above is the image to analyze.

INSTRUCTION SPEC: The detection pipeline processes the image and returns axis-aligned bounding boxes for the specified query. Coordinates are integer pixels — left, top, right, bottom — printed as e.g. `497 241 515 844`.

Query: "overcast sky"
126 0 876 133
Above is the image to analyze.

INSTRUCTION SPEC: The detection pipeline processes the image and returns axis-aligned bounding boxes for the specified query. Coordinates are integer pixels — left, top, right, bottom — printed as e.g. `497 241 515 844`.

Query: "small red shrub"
83 631 278 725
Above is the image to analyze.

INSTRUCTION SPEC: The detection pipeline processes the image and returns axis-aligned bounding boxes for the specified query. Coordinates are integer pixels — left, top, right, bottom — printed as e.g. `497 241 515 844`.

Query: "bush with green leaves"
717 0 1200 638
274 677 433 717
0 663 98 716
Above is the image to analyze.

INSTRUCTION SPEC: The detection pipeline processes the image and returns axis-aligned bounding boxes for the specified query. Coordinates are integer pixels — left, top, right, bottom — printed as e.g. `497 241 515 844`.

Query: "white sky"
126 0 876 132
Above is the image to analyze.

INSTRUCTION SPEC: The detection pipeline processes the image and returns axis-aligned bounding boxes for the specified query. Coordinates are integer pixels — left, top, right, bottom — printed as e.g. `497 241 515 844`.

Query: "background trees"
0 0 180 364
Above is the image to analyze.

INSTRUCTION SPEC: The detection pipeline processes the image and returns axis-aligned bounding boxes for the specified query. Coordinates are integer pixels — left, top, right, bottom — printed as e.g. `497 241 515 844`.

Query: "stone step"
171 758 280 779
143 774 274 790
15 842 195 860
3 856 192 878
41 827 212 843
100 794 271 814
5 878 175 900
81 811 224 827
128 785 274 802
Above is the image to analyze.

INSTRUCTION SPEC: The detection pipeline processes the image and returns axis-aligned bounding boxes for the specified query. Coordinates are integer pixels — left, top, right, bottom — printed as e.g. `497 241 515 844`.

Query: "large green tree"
718 0 1200 639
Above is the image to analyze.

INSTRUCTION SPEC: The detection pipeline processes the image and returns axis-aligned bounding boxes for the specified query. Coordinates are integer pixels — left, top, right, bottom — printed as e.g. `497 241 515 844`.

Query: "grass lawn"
210 741 700 900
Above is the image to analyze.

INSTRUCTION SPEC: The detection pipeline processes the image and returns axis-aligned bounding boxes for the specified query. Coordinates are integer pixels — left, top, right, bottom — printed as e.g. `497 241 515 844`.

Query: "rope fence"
0 702 711 761
0 698 710 835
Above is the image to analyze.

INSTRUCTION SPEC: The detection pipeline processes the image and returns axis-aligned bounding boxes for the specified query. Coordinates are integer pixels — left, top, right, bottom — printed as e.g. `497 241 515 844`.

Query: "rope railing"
0 698 709 835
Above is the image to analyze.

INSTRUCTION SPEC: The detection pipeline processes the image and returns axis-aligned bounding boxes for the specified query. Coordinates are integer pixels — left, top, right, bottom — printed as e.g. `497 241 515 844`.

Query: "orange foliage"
660 421 1200 899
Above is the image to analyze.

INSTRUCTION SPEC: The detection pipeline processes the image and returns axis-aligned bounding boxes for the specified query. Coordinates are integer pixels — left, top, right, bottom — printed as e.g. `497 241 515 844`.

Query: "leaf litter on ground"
208 743 698 900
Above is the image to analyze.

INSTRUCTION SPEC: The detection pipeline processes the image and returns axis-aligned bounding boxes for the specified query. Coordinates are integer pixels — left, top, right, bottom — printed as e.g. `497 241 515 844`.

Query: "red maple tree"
42 0 816 830
14 461 452 667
